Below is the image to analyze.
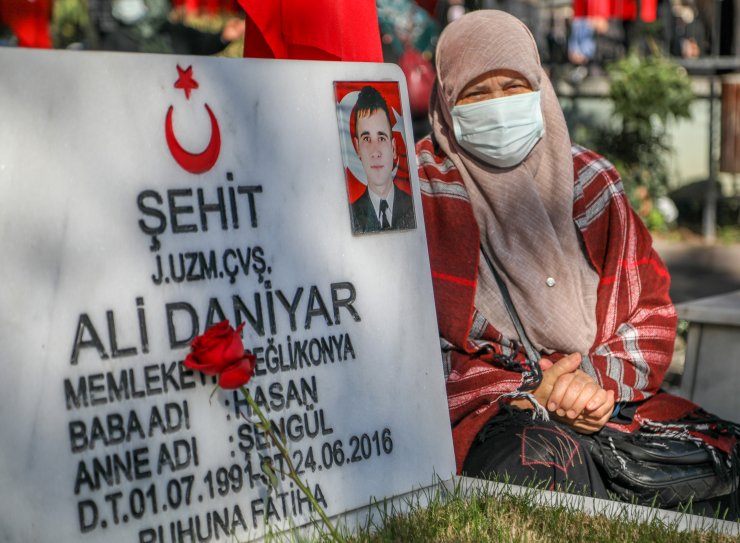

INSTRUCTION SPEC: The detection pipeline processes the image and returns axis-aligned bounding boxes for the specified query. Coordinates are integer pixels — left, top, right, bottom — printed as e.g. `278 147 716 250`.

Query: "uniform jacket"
351 183 416 233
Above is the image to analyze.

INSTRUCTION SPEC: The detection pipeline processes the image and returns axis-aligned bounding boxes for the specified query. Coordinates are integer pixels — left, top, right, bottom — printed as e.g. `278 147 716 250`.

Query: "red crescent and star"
165 64 221 174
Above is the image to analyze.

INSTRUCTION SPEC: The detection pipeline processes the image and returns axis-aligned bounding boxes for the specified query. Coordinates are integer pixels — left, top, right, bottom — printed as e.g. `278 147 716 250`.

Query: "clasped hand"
511 353 614 434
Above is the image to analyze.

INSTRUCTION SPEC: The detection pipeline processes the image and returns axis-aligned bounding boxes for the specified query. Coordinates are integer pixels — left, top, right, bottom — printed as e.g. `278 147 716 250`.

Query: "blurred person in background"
86 0 243 53
0 22 19 46
376 0 440 138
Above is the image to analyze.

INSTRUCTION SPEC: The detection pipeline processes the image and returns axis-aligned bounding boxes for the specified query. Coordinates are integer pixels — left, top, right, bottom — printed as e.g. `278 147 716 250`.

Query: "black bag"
479 245 739 510
582 426 736 507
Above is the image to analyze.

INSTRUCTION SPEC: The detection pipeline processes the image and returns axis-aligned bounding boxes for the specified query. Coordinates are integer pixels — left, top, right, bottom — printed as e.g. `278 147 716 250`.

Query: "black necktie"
379 199 390 229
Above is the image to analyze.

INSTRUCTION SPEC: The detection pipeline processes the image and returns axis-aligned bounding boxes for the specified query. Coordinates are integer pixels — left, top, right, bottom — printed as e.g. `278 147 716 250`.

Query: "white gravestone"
0 48 455 542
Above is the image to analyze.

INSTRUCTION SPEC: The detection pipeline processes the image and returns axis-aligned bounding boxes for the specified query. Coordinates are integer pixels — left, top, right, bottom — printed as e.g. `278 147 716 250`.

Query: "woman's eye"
462 92 486 102
507 82 531 92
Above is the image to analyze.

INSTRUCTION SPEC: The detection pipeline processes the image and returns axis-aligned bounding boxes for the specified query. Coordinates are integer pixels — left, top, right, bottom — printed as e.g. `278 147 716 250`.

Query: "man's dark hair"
353 85 392 133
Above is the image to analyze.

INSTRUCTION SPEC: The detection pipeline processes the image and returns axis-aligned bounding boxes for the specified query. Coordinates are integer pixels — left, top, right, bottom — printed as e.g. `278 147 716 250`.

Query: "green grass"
254 478 740 543
347 489 737 542
265 479 738 543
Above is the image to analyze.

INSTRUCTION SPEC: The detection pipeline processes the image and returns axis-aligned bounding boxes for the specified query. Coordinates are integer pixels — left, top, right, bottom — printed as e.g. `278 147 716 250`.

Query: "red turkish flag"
238 0 383 62
610 0 657 22
572 0 611 18
572 0 656 21
170 0 241 14
0 0 52 48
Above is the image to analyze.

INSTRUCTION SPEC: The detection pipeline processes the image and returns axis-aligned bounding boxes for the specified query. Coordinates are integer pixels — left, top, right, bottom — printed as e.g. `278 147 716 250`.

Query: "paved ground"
651 237 740 385
652 237 740 304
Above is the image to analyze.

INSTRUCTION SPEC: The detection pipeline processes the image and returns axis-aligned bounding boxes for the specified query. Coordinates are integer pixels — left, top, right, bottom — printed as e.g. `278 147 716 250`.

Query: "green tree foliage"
592 50 695 227
52 0 91 48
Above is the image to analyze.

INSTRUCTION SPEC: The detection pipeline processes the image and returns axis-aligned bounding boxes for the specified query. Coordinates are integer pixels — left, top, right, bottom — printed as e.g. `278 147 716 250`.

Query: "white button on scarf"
546 277 556 287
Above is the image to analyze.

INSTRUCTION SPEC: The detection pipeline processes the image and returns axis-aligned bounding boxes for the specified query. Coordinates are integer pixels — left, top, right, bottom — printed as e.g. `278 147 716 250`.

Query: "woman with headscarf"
417 10 738 510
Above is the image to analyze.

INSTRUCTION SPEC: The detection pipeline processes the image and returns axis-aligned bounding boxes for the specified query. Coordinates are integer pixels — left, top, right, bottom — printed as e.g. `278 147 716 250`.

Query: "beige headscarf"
430 10 598 356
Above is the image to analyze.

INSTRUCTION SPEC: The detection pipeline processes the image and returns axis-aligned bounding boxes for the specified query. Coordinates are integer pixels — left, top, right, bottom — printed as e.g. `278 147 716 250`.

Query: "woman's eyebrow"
503 77 527 86
463 83 488 94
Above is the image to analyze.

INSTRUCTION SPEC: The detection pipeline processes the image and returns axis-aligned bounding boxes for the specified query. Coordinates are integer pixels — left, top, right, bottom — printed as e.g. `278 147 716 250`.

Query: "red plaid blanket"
417 136 736 472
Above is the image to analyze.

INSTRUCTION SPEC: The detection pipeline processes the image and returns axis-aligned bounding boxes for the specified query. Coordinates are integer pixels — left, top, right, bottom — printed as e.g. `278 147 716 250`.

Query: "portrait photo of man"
335 82 416 235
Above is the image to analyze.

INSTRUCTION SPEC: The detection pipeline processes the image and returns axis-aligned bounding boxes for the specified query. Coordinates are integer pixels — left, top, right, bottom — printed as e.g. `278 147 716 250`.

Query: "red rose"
184 321 256 389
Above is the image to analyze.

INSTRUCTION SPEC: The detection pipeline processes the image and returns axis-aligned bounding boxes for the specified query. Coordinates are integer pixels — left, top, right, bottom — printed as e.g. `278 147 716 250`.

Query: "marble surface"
0 48 455 542
675 289 740 420
676 289 740 326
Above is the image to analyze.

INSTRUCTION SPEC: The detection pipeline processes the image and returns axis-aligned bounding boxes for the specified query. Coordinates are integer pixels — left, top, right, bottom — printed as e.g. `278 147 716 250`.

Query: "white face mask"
451 90 545 168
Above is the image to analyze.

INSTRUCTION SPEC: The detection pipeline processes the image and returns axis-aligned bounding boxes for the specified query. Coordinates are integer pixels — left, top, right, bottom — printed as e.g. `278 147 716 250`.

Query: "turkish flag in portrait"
335 81 411 204
238 0 383 62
